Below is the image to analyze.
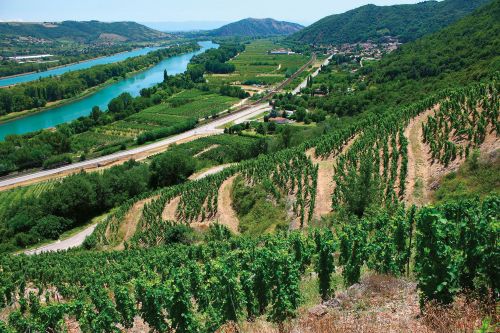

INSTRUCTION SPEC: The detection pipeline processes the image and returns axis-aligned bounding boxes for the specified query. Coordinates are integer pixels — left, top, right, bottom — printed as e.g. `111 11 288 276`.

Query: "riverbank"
0 50 133 81
0 44 173 82
0 47 191 125
0 78 119 125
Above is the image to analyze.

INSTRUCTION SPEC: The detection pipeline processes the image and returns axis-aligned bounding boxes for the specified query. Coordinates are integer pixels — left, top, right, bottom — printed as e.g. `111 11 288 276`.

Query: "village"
321 36 402 61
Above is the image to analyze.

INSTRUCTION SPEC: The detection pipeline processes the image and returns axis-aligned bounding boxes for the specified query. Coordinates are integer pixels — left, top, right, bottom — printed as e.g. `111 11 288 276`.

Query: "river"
0 47 164 87
0 41 217 140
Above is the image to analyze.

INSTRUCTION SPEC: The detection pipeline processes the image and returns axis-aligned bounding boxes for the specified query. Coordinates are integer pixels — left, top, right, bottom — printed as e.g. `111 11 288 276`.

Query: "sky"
0 0 424 28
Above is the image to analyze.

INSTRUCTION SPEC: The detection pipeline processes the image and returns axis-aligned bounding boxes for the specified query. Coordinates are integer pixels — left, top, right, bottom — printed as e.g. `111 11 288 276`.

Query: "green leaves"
414 197 498 307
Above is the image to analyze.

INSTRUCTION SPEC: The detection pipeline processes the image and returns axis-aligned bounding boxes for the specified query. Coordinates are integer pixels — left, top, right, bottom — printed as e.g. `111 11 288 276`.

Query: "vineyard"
206 39 310 87
0 196 497 332
0 181 56 220
0 46 498 333
70 90 239 152
83 77 499 251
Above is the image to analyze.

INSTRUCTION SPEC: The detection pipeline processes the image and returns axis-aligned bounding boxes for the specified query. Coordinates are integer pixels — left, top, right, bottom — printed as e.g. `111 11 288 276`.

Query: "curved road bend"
16 54 321 255
0 103 270 189
24 223 97 255
24 161 238 254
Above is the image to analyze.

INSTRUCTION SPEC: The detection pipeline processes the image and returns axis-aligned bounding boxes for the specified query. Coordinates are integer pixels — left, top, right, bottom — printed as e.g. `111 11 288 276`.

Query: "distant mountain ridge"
209 18 304 37
0 21 171 43
289 0 491 44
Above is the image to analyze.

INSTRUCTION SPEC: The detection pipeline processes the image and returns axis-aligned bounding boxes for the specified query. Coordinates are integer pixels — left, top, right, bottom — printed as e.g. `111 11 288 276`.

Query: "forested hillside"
0 21 170 43
290 0 490 44
209 18 303 37
310 0 500 118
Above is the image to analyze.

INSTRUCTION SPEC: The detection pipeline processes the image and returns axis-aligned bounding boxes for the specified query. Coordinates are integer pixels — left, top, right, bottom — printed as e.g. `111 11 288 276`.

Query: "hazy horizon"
0 0 425 26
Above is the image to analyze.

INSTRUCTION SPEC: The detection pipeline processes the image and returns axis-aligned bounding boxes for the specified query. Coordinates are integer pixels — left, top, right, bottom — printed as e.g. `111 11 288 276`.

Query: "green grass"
433 152 499 203
231 175 289 236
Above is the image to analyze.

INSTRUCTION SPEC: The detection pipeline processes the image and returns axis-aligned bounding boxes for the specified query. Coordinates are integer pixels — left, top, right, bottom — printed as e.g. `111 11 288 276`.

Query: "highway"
0 102 270 189
0 52 322 190
16 53 321 254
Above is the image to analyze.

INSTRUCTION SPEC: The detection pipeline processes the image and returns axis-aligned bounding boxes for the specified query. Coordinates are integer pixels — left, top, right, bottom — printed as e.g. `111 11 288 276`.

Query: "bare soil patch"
404 107 437 206
306 135 358 221
229 274 492 333
205 175 239 233
162 196 180 222
115 196 158 250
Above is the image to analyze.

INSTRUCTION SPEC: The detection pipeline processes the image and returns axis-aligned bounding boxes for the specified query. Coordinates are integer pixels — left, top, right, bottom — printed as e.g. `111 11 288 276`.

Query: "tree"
90 106 102 122
256 123 266 135
317 230 336 300
295 108 307 122
149 151 196 188
279 126 293 148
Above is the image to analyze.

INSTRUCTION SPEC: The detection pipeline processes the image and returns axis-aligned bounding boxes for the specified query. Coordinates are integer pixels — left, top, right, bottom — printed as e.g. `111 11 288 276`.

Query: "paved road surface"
14 54 317 254
24 224 97 255
292 55 333 95
0 103 270 189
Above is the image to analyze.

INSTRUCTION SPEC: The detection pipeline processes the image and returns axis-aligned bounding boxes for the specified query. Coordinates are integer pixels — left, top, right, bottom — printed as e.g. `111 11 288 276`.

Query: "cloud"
0 18 25 22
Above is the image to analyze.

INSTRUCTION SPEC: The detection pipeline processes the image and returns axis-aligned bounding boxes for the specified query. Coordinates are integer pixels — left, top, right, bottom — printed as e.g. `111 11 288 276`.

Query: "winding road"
24 224 97 255
17 53 318 254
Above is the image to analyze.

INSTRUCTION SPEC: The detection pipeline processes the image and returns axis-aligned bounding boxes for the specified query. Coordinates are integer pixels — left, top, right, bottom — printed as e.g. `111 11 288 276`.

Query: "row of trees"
189 44 244 75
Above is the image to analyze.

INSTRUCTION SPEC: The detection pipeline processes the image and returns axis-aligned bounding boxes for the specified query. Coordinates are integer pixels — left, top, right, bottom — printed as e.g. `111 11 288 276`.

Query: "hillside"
310 0 500 120
289 0 491 44
0 20 171 43
0 1 498 332
209 18 303 37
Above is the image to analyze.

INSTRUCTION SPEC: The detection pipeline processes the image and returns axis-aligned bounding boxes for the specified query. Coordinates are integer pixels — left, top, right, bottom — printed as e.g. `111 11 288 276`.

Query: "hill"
309 0 500 119
0 20 171 43
367 0 500 102
209 18 303 37
289 0 491 44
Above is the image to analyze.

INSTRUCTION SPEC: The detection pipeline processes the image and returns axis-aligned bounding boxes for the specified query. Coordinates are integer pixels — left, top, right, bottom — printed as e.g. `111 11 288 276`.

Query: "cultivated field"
71 90 239 153
206 39 310 87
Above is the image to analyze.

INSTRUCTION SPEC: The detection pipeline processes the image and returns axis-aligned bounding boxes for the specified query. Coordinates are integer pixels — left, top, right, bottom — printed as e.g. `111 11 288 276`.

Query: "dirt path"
404 108 436 206
405 107 499 205
189 163 235 181
215 176 239 233
193 144 220 158
162 196 180 222
307 135 358 221
115 196 157 250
